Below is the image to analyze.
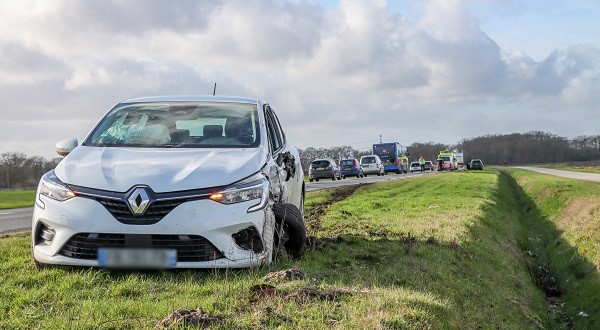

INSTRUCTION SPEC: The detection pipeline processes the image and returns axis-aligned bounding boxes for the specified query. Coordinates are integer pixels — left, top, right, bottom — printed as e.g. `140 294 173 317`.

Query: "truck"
455 152 464 168
438 150 458 171
373 142 409 174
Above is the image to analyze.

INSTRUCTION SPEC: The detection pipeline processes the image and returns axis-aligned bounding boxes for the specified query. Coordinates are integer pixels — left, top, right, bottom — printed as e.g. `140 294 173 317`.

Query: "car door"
264 105 302 207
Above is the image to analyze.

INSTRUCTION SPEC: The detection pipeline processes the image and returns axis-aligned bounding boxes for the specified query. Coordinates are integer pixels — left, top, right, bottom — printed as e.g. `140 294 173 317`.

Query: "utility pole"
6 166 9 189
380 135 382 143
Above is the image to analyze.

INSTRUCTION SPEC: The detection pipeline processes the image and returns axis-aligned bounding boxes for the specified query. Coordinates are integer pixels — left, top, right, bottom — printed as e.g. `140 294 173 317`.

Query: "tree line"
1 131 599 188
0 153 61 189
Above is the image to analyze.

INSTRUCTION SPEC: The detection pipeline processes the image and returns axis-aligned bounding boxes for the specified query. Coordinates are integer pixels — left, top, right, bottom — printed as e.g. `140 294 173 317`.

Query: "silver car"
359 155 384 176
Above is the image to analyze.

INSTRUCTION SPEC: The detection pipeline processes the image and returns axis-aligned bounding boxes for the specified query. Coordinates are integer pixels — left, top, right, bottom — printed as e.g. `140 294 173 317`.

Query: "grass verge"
0 190 36 209
0 171 569 328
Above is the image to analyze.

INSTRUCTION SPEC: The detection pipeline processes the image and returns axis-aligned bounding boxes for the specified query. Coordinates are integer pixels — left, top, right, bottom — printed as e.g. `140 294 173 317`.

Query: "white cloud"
0 0 599 159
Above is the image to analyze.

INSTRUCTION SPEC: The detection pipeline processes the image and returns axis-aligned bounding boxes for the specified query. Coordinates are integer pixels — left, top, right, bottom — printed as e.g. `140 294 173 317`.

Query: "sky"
0 0 599 159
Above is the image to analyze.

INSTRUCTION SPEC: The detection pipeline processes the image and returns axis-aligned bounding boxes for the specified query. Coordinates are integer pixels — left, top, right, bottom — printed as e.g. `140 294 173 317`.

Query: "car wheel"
272 203 306 260
309 178 313 182
315 178 319 182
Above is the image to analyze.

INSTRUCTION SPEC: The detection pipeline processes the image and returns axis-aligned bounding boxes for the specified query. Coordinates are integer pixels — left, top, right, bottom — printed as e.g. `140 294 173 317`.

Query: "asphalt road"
515 166 600 183
0 207 32 234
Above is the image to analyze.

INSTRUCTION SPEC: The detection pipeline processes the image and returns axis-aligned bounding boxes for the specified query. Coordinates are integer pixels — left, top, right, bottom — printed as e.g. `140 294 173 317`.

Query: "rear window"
411 162 420 166
312 160 330 167
341 159 355 166
361 157 375 164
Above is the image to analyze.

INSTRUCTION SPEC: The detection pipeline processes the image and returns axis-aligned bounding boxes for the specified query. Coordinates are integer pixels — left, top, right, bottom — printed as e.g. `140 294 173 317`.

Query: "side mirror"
56 138 78 157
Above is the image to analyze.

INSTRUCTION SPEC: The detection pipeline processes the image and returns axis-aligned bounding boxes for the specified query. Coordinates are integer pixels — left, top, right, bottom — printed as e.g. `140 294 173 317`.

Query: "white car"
32 95 306 269
359 155 384 176
409 162 422 173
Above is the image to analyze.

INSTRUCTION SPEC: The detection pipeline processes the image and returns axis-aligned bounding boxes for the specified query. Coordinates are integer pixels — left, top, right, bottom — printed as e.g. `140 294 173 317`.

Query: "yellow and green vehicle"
438 150 458 171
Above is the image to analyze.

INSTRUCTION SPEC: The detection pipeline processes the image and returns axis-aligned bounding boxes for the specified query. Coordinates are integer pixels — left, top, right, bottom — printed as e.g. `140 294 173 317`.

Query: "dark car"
340 158 364 178
309 158 342 182
470 159 484 170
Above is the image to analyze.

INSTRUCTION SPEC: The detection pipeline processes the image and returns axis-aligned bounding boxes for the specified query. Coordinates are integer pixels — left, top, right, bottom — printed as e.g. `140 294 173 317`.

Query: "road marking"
0 212 14 215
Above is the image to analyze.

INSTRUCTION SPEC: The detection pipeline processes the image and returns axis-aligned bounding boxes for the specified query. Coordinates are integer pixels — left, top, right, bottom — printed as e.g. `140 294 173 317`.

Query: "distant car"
424 161 433 171
309 158 341 182
340 158 364 178
470 159 484 170
409 161 422 173
360 155 384 176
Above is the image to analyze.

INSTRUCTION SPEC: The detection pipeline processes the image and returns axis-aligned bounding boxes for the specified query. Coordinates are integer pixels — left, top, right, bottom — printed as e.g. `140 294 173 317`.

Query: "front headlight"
38 171 76 203
209 173 269 212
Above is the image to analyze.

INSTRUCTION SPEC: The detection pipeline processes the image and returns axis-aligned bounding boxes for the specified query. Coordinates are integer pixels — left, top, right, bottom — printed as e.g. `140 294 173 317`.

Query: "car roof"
120 95 261 105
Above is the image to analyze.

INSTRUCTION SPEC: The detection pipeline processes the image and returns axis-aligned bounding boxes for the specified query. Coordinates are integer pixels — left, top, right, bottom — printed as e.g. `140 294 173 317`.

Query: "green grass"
538 163 600 174
0 190 36 209
2 170 591 328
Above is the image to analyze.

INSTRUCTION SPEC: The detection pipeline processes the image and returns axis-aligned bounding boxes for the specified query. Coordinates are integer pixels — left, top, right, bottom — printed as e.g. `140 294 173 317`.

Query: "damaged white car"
32 95 306 269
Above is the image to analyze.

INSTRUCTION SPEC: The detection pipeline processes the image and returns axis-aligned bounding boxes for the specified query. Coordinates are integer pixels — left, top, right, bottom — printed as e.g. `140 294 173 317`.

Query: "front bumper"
32 194 274 268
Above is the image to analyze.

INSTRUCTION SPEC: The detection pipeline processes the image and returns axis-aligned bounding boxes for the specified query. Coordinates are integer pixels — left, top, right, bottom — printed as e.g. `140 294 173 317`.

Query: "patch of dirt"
262 268 305 283
155 308 222 329
284 287 370 302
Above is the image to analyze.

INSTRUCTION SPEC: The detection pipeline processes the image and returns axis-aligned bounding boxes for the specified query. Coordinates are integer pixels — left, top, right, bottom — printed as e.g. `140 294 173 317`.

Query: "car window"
311 160 330 167
361 157 375 164
264 106 284 154
85 102 259 148
341 159 355 166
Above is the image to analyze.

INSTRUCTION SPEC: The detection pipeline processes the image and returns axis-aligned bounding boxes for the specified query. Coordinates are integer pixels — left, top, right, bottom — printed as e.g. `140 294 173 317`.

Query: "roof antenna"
213 83 217 96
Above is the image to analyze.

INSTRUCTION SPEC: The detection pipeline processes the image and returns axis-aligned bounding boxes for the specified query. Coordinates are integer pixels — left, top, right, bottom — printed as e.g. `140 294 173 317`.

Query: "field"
1 170 598 328
0 190 36 209
538 162 600 174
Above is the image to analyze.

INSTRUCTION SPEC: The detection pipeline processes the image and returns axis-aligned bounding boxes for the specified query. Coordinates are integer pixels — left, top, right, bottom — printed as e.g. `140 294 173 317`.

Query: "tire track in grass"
304 184 366 250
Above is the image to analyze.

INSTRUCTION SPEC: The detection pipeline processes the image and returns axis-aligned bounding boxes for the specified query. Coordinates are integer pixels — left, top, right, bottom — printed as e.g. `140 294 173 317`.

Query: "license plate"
345 167 352 170
98 248 177 269
317 167 325 170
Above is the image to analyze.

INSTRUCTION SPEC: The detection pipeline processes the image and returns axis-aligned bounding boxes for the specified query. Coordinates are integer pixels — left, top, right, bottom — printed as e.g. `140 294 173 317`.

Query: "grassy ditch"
0 171 559 328
503 168 600 327
0 190 36 209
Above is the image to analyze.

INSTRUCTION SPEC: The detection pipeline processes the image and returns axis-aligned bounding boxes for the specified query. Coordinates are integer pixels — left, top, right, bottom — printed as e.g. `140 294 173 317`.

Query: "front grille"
58 233 225 262
96 198 186 225
70 185 218 225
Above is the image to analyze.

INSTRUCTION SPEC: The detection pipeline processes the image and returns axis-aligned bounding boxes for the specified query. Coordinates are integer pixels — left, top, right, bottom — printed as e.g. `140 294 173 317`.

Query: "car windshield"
442 156 451 161
84 101 260 148
341 159 355 166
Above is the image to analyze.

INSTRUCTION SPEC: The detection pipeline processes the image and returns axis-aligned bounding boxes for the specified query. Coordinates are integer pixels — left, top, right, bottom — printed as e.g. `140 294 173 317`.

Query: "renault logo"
127 187 150 215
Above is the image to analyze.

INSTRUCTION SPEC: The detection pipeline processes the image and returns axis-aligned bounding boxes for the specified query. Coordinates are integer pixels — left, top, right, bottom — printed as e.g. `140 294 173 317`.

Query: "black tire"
309 178 313 182
272 203 306 260
315 178 319 182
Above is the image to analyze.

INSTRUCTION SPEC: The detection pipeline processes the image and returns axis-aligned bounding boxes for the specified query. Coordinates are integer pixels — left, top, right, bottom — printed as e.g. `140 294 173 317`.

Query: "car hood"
54 146 267 193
